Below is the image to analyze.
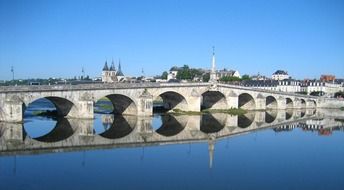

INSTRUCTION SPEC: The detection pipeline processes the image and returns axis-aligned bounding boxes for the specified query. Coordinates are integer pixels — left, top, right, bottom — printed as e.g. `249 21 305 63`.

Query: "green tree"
310 91 325 96
161 71 168 79
176 65 192 80
334 91 344 98
220 76 241 82
202 73 210 82
241 74 251 81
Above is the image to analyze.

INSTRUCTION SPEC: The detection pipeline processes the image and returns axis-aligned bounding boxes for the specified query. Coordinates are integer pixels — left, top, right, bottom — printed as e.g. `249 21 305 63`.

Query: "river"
0 99 343 190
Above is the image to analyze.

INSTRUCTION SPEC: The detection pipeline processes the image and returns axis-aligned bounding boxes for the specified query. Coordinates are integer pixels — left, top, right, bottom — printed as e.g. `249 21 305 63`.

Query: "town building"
101 59 124 83
242 79 301 93
300 80 344 96
167 70 178 81
320 75 335 82
216 69 241 79
272 70 289 81
251 73 269 81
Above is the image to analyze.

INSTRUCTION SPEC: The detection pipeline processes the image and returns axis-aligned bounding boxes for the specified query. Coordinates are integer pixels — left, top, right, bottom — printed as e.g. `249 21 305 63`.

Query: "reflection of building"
101 114 113 124
273 124 298 132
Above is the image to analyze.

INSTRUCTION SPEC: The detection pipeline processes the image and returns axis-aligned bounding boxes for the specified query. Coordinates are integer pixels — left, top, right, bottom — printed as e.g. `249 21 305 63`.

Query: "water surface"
0 103 343 190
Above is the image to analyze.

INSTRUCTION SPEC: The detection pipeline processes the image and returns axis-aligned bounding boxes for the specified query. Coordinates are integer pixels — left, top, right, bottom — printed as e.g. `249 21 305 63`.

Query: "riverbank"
171 108 247 116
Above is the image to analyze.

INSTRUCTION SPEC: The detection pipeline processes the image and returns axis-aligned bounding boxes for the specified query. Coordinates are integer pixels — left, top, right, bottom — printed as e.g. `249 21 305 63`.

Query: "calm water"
0 99 344 190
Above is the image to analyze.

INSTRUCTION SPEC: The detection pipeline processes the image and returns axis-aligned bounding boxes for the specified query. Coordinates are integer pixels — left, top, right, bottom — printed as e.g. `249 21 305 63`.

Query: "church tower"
102 60 110 82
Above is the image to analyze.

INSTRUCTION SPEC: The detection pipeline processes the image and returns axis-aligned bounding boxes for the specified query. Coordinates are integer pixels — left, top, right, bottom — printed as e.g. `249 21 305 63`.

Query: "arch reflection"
265 110 277 123
201 114 226 133
155 114 187 137
285 109 293 120
25 118 75 143
99 115 137 139
238 112 255 128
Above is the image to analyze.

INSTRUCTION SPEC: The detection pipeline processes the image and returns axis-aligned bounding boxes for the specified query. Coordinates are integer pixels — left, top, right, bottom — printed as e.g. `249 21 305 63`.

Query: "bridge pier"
67 100 94 119
0 122 23 142
227 96 238 109
277 97 286 110
255 111 266 124
185 96 201 112
276 111 286 122
0 96 23 123
255 96 266 110
138 91 154 116
293 98 302 109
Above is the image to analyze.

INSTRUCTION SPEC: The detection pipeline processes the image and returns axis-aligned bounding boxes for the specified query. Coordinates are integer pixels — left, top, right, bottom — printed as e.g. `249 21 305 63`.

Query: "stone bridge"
0 82 341 122
0 109 326 156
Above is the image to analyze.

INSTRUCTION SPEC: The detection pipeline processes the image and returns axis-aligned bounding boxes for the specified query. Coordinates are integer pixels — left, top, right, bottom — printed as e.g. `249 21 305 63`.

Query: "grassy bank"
171 109 203 115
33 110 58 117
202 108 247 115
171 108 247 116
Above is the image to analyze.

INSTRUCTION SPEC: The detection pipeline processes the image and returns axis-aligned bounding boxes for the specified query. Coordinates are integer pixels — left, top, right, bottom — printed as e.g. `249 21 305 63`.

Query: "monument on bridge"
209 47 218 84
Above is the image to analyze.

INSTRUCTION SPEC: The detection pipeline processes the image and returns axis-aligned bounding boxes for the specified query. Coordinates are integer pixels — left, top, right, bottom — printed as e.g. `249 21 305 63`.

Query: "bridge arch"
153 91 188 112
286 98 293 108
266 96 278 109
96 94 138 115
238 93 256 110
307 99 317 108
201 91 227 110
300 99 306 108
25 96 76 118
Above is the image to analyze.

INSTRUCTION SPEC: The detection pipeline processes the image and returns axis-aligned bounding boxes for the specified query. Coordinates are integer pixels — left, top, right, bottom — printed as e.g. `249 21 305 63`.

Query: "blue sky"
0 0 343 80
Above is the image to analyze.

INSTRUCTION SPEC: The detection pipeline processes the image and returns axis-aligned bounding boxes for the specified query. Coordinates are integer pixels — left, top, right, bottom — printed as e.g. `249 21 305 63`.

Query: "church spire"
110 58 116 71
117 59 124 76
102 60 109 71
209 46 217 83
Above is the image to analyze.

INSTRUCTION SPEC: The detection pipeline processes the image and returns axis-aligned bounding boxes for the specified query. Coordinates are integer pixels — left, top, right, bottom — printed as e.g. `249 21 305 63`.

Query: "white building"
276 80 301 93
301 80 344 96
242 79 300 93
272 70 289 81
167 70 178 81
217 69 241 79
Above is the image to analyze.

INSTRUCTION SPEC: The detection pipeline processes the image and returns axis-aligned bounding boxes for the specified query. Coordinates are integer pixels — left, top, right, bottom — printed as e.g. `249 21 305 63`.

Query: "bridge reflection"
0 109 343 157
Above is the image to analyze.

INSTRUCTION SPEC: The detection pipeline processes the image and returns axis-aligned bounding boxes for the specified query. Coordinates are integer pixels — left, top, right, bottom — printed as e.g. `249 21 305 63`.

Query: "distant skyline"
0 0 343 80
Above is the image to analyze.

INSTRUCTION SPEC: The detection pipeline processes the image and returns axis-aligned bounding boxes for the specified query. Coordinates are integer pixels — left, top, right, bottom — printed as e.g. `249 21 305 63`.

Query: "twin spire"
102 59 123 76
